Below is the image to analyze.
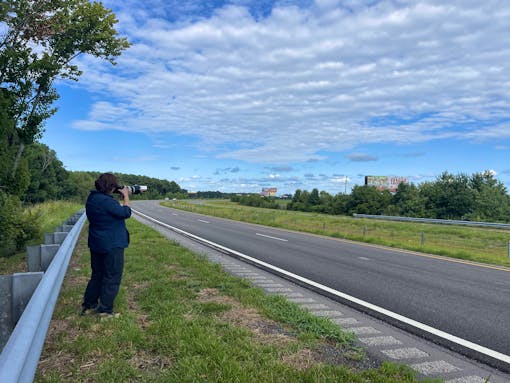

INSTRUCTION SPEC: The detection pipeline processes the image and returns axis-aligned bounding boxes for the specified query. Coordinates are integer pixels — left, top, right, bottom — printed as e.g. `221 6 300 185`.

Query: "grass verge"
0 200 83 275
36 218 439 382
162 200 510 267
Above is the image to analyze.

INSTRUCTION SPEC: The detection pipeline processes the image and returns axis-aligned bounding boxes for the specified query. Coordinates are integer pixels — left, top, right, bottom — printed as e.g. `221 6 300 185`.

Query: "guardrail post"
55 224 74 233
508 241 510 259
27 245 60 272
0 272 43 351
0 277 12 350
11 273 44 328
44 232 67 245
421 232 425 247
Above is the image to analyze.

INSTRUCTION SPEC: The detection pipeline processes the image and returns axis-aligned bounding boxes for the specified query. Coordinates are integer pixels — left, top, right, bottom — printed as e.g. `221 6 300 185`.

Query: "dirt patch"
129 350 173 373
198 288 295 346
281 348 318 371
196 288 380 373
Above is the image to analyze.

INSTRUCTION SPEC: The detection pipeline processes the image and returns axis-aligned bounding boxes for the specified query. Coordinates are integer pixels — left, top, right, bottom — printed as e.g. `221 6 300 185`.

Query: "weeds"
36 218 438 382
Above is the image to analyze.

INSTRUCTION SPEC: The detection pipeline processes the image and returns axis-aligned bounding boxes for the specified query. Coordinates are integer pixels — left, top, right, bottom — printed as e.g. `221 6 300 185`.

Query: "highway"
131 200 510 366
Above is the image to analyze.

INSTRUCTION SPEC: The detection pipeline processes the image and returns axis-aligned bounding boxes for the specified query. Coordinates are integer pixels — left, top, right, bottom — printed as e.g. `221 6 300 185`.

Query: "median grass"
162 200 510 267
0 200 83 275
36 218 438 383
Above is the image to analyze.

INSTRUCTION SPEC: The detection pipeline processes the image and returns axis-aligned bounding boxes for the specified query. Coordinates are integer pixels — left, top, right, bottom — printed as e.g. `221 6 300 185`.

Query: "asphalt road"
131 200 510 360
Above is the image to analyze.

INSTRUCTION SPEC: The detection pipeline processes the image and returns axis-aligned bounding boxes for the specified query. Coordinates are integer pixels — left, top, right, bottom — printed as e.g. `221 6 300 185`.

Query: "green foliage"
66 171 186 201
0 190 40 256
0 0 129 177
286 171 510 223
23 142 74 202
116 173 185 199
231 194 280 209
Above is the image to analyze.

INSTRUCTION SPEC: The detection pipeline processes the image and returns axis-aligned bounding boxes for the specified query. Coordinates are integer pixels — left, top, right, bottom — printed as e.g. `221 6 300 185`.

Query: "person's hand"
119 186 130 206
119 186 130 198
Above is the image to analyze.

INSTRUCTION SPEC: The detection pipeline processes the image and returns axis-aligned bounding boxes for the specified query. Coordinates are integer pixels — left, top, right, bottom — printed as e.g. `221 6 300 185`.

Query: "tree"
23 142 71 203
421 172 474 220
347 185 391 215
467 171 510 222
308 188 320 206
0 0 130 179
391 182 424 217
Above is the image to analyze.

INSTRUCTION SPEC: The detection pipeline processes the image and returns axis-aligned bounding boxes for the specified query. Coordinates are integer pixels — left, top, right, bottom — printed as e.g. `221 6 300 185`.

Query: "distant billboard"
261 187 277 197
365 176 408 192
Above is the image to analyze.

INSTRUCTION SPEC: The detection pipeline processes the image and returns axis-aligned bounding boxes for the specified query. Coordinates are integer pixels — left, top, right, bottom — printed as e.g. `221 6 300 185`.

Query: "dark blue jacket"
86 190 131 252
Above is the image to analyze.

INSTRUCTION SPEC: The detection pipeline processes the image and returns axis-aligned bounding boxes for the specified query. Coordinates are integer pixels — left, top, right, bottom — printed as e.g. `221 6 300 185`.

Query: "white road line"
198 219 210 224
256 233 288 242
172 213 178 216
358 257 370 261
132 208 510 368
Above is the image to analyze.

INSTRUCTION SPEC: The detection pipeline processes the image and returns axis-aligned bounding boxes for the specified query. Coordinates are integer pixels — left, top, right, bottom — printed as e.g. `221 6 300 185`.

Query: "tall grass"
163 200 510 267
0 200 83 274
26 200 84 244
36 218 438 383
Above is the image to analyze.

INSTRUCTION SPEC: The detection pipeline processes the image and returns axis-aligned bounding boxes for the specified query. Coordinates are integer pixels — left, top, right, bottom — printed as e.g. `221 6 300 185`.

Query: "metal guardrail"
352 214 510 229
0 211 86 383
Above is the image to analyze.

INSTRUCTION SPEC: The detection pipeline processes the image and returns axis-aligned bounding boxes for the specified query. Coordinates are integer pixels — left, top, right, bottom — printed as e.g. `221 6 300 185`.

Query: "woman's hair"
95 173 120 194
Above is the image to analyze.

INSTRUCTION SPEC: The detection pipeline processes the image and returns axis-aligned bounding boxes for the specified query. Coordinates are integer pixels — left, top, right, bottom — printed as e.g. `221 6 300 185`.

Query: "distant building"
261 187 277 197
365 176 408 192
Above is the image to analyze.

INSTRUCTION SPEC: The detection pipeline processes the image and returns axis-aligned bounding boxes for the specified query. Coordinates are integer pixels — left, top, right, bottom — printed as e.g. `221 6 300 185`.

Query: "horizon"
41 0 510 195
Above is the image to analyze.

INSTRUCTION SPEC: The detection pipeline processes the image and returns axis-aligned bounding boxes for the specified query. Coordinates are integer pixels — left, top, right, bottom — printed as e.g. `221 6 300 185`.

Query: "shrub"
0 191 41 257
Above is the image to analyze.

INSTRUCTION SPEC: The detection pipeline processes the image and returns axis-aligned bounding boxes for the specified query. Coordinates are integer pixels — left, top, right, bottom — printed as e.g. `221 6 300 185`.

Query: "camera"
115 185 148 195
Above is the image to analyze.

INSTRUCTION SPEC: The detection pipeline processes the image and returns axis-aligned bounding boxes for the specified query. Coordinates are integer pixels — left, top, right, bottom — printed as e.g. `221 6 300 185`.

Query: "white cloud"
71 0 510 163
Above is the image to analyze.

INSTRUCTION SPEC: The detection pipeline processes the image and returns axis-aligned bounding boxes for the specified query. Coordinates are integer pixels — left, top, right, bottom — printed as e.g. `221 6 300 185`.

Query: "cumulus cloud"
72 0 510 164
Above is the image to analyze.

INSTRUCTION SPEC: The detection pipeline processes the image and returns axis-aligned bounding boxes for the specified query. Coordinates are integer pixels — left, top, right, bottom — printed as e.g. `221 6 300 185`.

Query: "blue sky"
42 0 510 194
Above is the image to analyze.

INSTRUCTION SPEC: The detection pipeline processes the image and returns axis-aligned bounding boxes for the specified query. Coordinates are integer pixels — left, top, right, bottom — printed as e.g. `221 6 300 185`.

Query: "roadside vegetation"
162 200 510 267
0 200 83 275
36 218 439 383
231 171 510 223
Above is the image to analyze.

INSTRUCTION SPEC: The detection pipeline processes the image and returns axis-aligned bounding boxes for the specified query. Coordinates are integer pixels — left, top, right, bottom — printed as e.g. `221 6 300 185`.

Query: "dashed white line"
198 219 210 224
256 233 288 242
132 209 510 369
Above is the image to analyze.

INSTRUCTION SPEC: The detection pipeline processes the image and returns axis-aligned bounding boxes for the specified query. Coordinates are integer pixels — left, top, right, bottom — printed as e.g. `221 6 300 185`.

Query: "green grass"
162 200 510 267
36 218 439 383
0 200 83 275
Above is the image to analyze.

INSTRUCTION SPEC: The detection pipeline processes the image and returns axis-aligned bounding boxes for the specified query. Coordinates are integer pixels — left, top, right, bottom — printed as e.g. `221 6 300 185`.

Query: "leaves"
0 0 129 177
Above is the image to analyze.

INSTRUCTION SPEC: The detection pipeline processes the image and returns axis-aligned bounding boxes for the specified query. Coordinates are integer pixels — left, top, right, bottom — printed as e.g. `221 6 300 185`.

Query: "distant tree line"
230 194 280 209
286 171 510 222
68 171 187 202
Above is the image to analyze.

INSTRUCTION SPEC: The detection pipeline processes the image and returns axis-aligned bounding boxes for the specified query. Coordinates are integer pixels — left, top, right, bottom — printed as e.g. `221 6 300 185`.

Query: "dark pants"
82 247 124 313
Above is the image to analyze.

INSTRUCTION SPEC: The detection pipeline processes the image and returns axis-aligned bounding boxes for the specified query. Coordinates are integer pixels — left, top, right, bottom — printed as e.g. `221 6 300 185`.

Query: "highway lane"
131 200 510 359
